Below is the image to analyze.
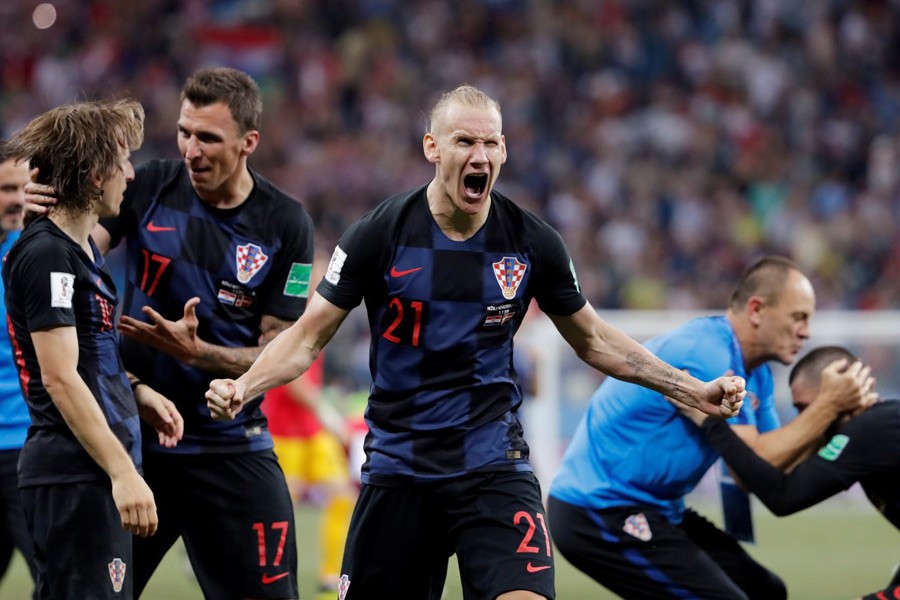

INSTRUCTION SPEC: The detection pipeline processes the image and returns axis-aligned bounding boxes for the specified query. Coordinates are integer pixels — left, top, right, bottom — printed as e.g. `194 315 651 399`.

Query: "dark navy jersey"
318 185 586 484
704 399 900 530
3 217 140 486
100 159 314 454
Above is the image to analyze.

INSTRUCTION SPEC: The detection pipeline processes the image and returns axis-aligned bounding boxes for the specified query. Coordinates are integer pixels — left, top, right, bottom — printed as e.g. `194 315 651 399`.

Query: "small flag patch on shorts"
623 513 652 541
108 558 126 593
338 574 351 600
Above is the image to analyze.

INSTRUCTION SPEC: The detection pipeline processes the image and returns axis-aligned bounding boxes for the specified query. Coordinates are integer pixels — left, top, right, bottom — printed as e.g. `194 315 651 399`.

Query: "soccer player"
684 345 897 600
26 67 313 599
0 143 37 596
3 100 182 599
548 256 871 600
207 84 745 600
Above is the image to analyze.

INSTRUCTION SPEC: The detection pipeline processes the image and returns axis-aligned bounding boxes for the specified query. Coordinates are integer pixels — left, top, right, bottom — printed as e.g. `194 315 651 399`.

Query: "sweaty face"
756 270 816 365
0 159 28 233
176 100 254 201
425 102 506 217
97 144 134 218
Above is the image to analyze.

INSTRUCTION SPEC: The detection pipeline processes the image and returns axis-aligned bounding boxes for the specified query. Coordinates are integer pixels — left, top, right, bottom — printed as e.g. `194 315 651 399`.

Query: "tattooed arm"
117 297 294 377
548 303 744 418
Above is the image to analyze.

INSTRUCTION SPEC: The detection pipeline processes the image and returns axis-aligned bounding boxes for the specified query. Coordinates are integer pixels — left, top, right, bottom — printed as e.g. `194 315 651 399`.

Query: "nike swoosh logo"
390 266 423 277
526 562 552 573
261 571 290 585
146 221 177 232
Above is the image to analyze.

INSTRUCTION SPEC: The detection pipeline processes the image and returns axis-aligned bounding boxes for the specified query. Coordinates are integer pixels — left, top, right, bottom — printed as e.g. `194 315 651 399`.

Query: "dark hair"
0 140 11 163
5 99 144 214
181 67 262 134
788 345 858 387
728 256 802 310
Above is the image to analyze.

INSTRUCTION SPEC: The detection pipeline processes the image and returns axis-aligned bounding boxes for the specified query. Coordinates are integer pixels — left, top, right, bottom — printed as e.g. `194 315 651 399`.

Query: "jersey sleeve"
9 237 77 332
529 223 586 317
317 215 387 311
259 206 315 321
702 418 852 516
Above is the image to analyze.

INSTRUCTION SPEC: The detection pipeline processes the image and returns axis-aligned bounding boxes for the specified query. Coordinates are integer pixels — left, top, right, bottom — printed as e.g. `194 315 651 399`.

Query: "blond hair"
428 85 502 132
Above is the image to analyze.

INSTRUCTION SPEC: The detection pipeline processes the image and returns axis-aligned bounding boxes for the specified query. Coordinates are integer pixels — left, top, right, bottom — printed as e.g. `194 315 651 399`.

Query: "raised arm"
206 292 349 420
730 360 872 469
702 418 848 516
548 303 745 417
33 326 157 537
116 295 295 377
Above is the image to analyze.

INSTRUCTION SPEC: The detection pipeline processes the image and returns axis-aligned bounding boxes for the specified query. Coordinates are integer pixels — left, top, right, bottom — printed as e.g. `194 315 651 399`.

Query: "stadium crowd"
1 0 899 313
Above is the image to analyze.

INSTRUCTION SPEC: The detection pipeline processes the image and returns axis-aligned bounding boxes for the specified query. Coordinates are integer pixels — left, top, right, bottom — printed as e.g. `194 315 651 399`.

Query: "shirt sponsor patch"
283 262 312 298
50 272 75 308
492 257 527 299
325 246 347 285
236 243 268 284
818 434 850 461
623 513 652 541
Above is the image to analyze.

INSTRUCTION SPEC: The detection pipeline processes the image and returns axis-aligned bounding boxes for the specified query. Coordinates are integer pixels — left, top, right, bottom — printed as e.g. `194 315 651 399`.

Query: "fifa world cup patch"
108 557 126 593
235 243 269 283
338 574 351 600
50 272 75 308
623 513 652 541
492 256 527 299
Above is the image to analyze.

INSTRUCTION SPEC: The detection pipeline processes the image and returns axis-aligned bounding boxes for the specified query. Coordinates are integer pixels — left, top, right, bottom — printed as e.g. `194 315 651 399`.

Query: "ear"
500 135 508 164
423 132 439 164
747 296 765 326
241 130 260 157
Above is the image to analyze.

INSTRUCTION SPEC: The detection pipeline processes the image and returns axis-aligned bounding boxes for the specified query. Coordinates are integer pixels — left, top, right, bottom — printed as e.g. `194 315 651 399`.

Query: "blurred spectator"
2 0 900 311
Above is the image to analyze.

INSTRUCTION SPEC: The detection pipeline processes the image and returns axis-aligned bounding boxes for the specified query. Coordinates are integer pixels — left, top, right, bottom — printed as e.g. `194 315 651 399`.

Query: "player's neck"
197 165 254 209
426 182 489 241
726 310 765 371
49 209 98 258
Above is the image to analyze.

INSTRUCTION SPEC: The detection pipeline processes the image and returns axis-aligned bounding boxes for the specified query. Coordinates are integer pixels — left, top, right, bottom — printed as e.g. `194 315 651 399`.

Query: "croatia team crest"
623 513 653 541
492 256 527 299
338 574 351 600
236 243 269 284
108 558 126 593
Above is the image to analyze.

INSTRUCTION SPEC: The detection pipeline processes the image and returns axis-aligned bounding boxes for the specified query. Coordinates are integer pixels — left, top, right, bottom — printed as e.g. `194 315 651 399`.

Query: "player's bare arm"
33 327 158 537
731 359 873 468
207 292 349 419
117 297 293 377
549 303 745 418
127 373 184 449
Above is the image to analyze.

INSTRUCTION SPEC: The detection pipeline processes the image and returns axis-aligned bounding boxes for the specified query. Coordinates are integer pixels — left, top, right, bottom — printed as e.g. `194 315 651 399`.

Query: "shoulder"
491 189 556 235
348 186 427 237
134 159 183 187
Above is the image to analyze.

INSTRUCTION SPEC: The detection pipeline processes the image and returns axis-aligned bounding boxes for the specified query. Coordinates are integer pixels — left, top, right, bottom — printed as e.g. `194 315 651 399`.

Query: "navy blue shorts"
133 450 298 599
341 470 555 600
22 481 132 600
548 497 785 600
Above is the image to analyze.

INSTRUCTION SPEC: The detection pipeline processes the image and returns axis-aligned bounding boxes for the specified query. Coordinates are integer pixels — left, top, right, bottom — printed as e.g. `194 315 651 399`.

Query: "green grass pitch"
0 496 894 599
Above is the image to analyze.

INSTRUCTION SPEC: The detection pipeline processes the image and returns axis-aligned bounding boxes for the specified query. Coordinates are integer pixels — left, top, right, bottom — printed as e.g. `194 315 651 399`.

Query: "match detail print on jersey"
492 257 527 299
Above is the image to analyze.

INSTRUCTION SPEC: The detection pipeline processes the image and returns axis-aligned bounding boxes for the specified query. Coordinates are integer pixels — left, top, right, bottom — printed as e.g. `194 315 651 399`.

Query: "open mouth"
464 173 488 198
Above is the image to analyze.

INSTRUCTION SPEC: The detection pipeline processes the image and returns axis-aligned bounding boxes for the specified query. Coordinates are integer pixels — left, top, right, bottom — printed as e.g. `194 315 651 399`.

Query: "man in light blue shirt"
549 256 869 600
0 143 36 595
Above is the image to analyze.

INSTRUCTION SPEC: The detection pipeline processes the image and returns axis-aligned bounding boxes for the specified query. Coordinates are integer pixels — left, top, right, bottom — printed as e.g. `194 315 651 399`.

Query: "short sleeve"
9 237 77 332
